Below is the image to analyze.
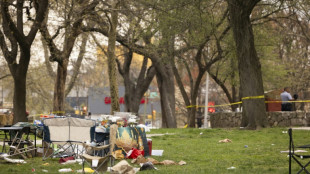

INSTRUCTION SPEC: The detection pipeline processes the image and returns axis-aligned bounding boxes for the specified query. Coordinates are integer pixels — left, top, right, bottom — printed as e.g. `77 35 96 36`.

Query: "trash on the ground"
42 163 49 166
152 150 164 156
112 149 125 160
126 148 145 159
2 157 26 164
160 160 176 165
244 145 248 148
32 168 35 172
111 160 136 174
219 139 232 143
271 144 275 146
227 166 236 169
281 150 308 153
58 168 73 172
131 156 186 166
42 169 48 173
76 168 94 173
61 159 77 165
178 161 186 165
59 156 75 164
146 157 160 165
200 132 203 135
282 131 288 134
140 162 158 171
131 155 147 164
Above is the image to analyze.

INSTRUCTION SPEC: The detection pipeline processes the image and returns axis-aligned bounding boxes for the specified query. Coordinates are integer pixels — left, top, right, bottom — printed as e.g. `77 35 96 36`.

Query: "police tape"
28 111 66 117
186 95 310 108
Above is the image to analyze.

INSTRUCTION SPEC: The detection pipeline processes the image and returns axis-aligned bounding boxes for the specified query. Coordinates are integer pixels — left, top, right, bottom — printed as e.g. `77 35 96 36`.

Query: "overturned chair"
9 127 35 159
288 128 310 174
42 117 96 160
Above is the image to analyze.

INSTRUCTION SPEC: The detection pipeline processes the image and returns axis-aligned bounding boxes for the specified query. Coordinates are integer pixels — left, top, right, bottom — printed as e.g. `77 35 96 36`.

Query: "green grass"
1 127 310 173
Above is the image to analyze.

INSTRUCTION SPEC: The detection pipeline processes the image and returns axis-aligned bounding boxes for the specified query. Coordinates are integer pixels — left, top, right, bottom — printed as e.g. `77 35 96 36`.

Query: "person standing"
280 87 295 111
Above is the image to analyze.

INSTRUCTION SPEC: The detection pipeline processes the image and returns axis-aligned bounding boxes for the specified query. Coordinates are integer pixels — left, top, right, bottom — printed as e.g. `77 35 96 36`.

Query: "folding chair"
81 124 118 173
42 117 96 160
288 128 310 174
9 127 35 159
82 143 111 173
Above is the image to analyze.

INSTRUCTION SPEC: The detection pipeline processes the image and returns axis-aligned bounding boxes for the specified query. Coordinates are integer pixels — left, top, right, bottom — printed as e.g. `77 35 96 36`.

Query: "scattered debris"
131 156 186 166
2 157 26 164
140 162 157 171
227 166 236 170
244 145 248 148
42 163 49 166
59 156 75 164
42 169 48 173
131 155 147 164
178 161 187 165
61 159 77 165
200 132 203 135
58 168 73 173
111 160 136 174
281 150 308 153
219 139 232 143
76 168 94 173
152 150 164 156
160 160 176 165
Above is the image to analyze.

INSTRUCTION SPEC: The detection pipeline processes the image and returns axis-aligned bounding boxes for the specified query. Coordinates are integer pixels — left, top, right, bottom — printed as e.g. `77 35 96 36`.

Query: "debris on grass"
131 155 186 166
227 166 236 170
140 162 157 171
219 139 232 143
111 160 136 174
178 161 186 165
58 168 73 172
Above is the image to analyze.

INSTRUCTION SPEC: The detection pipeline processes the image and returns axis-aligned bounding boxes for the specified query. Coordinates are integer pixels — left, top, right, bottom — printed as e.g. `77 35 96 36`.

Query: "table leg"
35 128 37 157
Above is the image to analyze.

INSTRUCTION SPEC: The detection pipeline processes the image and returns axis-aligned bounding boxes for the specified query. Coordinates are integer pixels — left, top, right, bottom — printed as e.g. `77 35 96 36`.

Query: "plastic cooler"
147 138 152 156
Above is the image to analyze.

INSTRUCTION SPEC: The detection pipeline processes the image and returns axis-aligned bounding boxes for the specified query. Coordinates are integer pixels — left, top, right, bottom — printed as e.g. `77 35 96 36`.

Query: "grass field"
1 127 310 173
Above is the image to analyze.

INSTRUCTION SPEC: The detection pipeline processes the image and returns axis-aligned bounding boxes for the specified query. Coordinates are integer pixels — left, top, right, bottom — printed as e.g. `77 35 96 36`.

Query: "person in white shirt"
280 87 295 111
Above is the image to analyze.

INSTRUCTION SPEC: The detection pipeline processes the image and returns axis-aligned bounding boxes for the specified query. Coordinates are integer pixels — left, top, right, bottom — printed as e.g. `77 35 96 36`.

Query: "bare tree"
40 0 98 113
0 0 48 123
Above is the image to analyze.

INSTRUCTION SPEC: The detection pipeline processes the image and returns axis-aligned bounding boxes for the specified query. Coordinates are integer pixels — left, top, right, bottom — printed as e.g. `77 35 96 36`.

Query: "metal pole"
203 73 209 128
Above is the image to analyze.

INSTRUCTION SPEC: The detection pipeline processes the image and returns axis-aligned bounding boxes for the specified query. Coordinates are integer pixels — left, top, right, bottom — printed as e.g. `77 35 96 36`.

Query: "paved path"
292 127 310 130
146 133 175 137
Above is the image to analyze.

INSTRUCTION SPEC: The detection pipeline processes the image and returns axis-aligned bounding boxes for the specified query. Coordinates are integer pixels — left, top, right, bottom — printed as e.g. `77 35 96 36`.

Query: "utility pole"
203 73 209 128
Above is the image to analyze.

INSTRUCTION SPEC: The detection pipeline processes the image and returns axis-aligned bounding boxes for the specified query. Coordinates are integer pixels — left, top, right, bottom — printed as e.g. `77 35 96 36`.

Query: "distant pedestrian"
280 87 297 111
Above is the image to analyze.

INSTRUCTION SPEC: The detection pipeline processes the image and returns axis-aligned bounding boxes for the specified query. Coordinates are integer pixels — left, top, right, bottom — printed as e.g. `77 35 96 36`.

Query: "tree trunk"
65 33 88 97
156 66 177 128
53 60 68 113
12 52 28 123
107 1 120 114
227 0 268 129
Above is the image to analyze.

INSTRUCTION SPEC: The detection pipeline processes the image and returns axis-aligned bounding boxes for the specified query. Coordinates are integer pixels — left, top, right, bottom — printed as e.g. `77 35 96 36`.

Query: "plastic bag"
126 148 145 159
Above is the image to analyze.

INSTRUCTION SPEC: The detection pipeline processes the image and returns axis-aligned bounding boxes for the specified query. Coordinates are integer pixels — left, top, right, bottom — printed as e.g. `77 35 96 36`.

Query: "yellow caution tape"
186 95 310 108
28 111 66 117
241 95 265 100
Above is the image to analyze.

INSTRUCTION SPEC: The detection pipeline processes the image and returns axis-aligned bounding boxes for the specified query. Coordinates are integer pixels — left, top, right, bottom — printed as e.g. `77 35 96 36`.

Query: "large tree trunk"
156 65 177 128
227 0 268 129
53 60 68 113
12 51 29 123
107 1 120 114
